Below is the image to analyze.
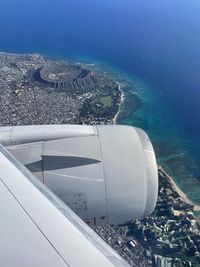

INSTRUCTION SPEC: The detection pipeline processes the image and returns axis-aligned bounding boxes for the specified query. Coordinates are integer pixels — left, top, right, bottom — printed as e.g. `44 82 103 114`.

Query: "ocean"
1 0 200 203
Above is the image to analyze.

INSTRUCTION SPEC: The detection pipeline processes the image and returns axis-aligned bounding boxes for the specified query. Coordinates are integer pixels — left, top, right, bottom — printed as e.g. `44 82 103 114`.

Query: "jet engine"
3 125 158 225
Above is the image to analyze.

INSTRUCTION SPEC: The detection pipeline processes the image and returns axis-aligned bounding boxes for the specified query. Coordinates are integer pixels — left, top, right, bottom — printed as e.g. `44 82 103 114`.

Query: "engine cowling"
6 125 158 225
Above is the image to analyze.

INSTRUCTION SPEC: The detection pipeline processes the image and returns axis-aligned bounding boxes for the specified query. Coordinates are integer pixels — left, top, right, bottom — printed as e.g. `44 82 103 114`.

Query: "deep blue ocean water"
1 0 200 202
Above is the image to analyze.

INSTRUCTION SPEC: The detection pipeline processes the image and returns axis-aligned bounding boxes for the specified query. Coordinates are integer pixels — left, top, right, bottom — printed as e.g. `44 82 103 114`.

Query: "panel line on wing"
95 126 109 224
45 171 103 182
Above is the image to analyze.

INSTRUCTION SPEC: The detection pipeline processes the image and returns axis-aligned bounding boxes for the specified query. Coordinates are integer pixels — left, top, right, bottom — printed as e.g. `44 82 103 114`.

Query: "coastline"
113 72 200 210
2 50 199 213
113 84 200 213
112 80 197 212
112 82 125 125
158 166 200 212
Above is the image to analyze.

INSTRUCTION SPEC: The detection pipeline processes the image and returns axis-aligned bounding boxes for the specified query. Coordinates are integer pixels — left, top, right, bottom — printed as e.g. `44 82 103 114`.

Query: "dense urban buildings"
0 53 121 126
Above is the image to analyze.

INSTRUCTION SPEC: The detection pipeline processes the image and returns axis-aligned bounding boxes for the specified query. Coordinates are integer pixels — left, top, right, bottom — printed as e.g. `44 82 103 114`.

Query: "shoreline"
158 166 200 212
111 81 199 212
112 82 125 125
112 83 200 213
2 51 199 214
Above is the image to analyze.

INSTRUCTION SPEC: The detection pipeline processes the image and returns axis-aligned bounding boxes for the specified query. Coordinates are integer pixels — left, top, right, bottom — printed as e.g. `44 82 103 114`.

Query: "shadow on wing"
26 155 101 172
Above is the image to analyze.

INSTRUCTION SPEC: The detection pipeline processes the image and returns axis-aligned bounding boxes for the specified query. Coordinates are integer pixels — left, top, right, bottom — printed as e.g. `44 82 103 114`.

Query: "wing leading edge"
0 144 130 267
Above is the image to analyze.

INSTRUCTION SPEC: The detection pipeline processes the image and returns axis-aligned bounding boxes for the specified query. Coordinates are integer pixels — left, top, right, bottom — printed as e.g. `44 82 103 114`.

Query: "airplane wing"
0 143 130 267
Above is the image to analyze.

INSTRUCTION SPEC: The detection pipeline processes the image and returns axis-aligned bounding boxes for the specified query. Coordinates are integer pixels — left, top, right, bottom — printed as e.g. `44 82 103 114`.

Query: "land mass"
0 53 121 126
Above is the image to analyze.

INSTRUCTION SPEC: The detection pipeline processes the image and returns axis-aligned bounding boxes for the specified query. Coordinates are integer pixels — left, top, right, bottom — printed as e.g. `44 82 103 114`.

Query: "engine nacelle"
6 125 158 225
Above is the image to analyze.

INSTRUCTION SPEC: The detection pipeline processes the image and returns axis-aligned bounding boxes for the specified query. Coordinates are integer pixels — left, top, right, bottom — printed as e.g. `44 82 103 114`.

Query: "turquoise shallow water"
117 74 200 205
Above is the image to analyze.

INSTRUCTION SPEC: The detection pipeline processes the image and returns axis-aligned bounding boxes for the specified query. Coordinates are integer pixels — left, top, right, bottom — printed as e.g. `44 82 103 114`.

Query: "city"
94 168 200 267
0 53 121 126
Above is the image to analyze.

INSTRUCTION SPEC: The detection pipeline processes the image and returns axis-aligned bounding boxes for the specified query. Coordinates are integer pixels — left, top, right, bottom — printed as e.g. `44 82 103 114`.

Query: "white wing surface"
0 144 130 267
